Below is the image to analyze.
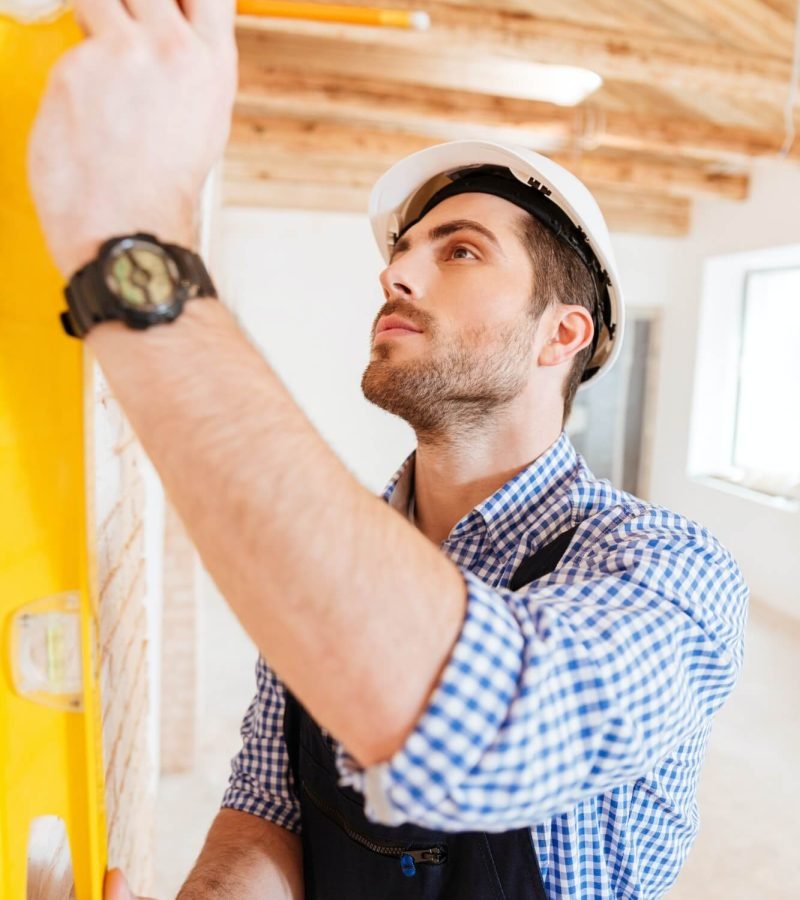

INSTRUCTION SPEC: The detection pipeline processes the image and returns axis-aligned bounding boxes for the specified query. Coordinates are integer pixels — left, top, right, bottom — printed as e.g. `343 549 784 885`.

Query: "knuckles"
153 27 197 67
46 25 238 98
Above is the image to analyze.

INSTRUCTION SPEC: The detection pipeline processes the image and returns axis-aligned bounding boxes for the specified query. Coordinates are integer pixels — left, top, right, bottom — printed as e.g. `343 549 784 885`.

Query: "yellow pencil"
236 1 431 31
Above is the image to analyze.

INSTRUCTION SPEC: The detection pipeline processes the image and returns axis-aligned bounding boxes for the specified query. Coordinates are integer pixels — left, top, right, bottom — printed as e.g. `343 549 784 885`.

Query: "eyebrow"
390 219 503 261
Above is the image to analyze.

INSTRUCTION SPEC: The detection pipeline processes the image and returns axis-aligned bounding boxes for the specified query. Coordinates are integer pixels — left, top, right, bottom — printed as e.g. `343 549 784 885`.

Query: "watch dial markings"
105 241 180 310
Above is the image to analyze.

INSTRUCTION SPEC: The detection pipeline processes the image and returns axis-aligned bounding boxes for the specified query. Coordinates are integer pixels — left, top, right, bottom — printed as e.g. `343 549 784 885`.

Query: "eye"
449 245 478 260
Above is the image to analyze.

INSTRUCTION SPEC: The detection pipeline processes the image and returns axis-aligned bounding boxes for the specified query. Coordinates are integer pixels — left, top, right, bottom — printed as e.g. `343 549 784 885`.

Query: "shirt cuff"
336 569 524 829
221 781 302 833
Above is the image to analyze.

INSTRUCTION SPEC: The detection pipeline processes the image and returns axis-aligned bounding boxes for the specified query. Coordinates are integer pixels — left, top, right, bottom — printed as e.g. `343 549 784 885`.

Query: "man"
29 2 748 898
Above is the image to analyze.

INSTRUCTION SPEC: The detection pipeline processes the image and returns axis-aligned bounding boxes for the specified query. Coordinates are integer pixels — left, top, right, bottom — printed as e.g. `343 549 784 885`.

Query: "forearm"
86 299 466 765
178 809 302 900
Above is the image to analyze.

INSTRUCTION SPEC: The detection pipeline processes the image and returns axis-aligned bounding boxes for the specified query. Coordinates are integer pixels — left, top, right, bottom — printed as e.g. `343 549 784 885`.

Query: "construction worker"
28 1 747 898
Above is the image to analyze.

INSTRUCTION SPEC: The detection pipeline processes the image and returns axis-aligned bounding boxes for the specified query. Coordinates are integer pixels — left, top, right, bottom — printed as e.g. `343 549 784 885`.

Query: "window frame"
688 245 800 510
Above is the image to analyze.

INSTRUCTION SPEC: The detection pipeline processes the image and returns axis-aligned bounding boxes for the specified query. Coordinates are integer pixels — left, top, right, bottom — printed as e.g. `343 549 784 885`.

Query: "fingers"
180 0 237 43
73 0 133 35
74 0 235 48
123 0 187 32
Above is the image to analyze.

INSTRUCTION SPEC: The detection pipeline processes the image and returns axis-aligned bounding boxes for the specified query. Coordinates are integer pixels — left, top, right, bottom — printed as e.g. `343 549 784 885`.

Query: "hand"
104 868 154 900
27 0 238 278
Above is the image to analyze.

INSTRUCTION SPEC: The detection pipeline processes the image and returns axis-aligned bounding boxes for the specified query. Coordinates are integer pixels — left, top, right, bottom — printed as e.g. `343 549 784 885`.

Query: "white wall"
219 162 800 617
220 209 414 493
640 161 800 619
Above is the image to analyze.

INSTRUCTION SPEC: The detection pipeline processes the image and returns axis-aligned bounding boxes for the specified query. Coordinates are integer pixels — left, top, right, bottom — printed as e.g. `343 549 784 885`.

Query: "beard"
361 303 537 438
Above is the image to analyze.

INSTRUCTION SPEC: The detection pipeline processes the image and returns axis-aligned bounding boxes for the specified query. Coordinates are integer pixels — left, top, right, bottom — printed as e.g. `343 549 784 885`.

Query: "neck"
411 395 563 545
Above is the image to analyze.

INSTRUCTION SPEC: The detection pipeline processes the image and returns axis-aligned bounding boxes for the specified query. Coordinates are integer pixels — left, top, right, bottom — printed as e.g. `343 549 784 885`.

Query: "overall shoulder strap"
283 688 302 785
509 524 580 591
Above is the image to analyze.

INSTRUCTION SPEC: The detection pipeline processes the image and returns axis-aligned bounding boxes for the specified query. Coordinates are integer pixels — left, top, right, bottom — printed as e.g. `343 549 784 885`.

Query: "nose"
379 254 423 303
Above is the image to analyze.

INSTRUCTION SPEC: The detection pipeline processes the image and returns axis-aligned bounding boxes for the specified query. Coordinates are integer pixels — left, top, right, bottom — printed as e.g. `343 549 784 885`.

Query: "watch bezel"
99 233 190 329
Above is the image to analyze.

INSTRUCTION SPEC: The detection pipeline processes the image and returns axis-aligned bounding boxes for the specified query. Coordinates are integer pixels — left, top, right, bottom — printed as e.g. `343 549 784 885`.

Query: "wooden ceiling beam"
235 68 798 163
227 114 749 200
222 169 692 237
279 0 795 54
590 186 691 237
224 176 369 214
236 15 793 103
550 152 747 201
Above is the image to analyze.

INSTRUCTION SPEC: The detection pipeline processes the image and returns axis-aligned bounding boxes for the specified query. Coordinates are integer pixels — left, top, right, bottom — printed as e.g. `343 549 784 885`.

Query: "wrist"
59 216 198 283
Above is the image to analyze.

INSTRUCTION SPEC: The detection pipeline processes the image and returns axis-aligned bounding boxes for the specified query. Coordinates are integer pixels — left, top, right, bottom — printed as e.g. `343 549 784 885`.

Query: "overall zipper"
303 782 447 869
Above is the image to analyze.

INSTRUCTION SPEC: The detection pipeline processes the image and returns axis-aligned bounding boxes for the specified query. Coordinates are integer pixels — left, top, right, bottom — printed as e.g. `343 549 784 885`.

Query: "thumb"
104 869 135 900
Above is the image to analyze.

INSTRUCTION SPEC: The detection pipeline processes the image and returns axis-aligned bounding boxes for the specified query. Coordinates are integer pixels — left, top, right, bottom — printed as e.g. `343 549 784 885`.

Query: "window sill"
692 475 800 513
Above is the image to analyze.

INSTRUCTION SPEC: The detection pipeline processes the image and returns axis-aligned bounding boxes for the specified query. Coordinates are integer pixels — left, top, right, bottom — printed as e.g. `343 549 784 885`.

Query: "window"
689 247 800 507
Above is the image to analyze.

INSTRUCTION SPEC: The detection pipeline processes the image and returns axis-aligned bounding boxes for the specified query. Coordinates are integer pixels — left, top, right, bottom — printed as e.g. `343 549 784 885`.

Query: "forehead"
406 192 528 240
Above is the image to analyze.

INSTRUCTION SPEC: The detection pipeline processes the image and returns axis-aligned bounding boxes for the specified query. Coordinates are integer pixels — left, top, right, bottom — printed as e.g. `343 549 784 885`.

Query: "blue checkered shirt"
222 432 748 898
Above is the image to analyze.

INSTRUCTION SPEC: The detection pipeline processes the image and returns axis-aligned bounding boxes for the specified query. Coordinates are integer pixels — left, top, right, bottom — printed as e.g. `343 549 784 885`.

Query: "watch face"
103 238 182 311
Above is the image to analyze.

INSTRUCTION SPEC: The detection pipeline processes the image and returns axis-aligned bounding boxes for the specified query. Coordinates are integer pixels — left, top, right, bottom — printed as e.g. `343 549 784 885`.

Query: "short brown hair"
517 213 596 425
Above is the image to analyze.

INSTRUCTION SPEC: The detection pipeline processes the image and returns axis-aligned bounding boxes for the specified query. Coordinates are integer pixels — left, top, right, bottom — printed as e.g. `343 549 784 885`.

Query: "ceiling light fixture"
517 62 603 107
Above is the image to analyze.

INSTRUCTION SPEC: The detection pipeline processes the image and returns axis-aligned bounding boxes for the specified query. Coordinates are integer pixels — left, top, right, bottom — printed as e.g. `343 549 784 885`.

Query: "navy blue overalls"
284 525 579 900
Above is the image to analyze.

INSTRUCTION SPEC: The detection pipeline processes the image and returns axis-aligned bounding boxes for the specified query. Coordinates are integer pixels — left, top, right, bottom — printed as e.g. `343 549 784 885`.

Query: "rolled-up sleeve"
337 510 748 832
221 655 302 833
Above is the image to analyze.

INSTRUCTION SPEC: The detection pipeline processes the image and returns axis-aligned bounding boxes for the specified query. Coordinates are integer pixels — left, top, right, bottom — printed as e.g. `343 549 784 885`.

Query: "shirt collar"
382 432 579 550
384 452 415 513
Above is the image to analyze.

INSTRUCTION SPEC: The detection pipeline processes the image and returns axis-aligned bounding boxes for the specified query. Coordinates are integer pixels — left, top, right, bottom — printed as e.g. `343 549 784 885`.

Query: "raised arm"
28 0 466 771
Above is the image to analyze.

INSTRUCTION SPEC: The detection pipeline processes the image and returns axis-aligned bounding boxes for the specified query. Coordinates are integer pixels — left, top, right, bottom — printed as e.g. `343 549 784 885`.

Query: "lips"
376 314 423 336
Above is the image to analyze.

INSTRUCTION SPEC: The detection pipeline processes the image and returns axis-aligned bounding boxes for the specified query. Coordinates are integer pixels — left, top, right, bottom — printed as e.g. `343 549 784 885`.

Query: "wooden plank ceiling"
228 0 800 235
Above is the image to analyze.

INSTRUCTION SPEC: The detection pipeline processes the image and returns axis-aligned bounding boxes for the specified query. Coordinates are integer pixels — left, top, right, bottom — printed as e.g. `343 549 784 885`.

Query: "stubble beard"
361 312 537 440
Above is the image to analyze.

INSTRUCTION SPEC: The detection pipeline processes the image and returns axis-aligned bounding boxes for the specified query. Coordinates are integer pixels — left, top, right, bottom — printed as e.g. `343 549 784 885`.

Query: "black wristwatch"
61 232 217 338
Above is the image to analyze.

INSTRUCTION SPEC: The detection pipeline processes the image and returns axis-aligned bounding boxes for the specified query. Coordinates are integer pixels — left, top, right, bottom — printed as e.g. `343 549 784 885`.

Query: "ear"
537 304 594 370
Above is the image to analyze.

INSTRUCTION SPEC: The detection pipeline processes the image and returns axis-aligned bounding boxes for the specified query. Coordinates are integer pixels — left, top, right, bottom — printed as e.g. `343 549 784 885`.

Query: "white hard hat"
368 140 624 389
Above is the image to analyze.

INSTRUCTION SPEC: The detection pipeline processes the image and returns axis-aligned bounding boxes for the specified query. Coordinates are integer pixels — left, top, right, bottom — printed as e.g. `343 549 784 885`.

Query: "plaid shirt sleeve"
337 507 749 832
220 655 302 833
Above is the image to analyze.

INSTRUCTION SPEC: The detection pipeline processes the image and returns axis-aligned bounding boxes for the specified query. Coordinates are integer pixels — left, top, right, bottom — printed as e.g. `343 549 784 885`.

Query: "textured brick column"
159 504 200 774
91 363 157 898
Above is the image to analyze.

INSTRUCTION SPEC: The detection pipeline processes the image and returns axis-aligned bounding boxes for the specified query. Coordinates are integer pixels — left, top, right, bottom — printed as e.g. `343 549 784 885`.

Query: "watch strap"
62 250 118 337
164 242 218 301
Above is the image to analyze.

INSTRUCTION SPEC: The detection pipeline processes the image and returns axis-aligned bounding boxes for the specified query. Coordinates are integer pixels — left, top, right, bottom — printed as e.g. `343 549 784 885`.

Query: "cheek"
431 266 531 331
446 289 531 337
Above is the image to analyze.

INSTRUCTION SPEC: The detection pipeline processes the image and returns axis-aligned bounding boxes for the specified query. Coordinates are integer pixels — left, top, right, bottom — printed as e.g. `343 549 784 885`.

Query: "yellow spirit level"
0 10 107 900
